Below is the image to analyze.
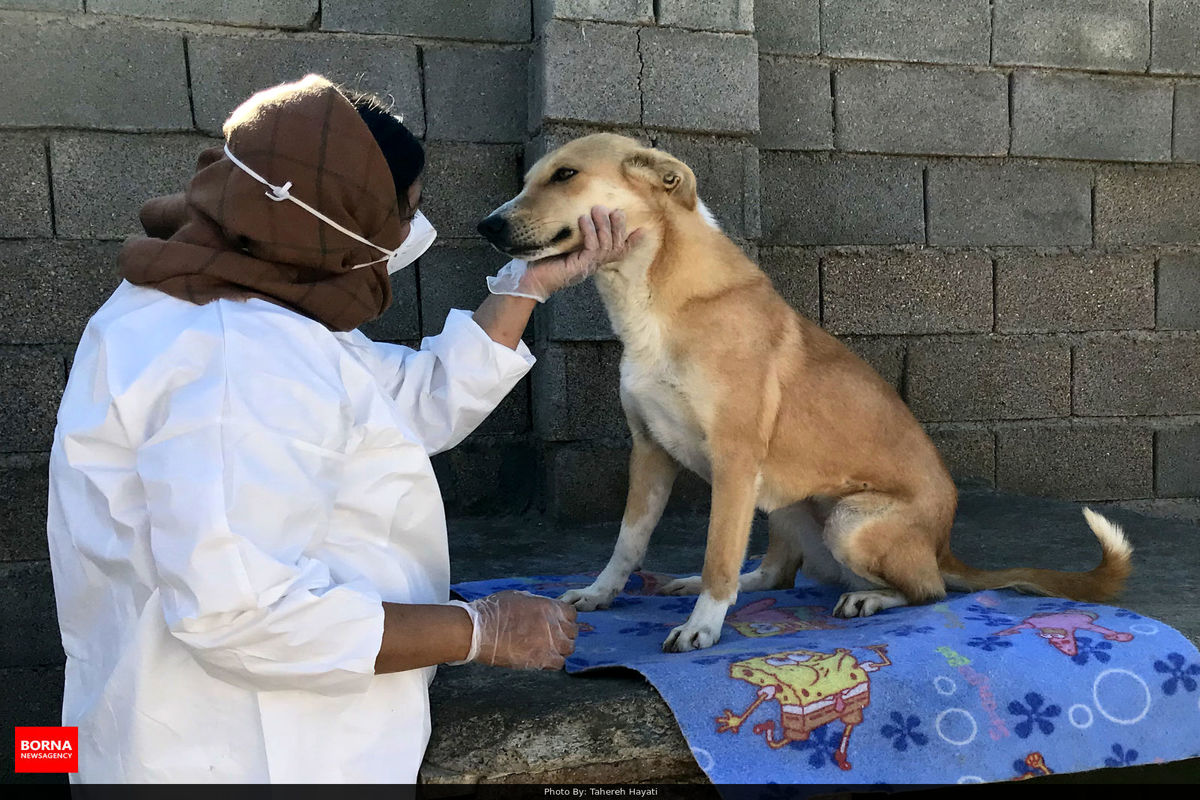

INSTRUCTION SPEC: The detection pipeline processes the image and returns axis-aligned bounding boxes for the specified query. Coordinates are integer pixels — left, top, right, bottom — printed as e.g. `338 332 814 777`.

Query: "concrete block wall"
2 0 1199 539
748 0 1200 525
531 0 1200 523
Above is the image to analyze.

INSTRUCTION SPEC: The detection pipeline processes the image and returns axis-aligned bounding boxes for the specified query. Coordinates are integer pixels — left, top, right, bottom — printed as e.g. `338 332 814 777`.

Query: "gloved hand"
448 591 578 670
487 206 644 302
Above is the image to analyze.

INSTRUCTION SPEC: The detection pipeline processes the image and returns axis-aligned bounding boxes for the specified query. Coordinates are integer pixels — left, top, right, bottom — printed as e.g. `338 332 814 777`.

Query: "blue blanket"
452 564 1200 785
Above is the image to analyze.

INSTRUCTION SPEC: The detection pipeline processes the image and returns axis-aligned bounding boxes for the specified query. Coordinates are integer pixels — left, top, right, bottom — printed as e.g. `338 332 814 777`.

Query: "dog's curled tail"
939 508 1132 602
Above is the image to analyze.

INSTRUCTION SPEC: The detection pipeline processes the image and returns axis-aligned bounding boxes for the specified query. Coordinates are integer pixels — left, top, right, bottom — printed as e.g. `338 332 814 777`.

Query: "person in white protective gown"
46 74 639 783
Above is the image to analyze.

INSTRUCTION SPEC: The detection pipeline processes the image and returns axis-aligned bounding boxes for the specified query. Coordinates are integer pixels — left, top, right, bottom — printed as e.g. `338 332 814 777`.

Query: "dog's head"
477 133 699 261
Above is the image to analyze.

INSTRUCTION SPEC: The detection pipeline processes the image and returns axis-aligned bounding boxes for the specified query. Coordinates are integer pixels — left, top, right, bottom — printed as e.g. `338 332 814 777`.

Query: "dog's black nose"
476 214 509 243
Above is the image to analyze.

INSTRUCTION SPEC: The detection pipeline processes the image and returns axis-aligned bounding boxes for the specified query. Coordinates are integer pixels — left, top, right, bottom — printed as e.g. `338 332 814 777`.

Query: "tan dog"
477 133 1132 652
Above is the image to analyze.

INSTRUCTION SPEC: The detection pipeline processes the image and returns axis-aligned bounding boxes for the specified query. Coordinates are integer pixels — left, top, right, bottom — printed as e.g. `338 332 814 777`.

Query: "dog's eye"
550 167 578 184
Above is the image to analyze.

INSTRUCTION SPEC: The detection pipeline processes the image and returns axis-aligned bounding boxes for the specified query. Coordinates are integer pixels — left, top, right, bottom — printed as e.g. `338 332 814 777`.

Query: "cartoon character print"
725 598 839 638
992 611 1133 657
715 645 892 771
1011 752 1052 780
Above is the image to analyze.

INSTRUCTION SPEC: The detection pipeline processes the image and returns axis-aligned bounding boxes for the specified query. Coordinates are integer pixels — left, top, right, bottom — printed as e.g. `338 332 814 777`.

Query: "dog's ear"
622 147 697 210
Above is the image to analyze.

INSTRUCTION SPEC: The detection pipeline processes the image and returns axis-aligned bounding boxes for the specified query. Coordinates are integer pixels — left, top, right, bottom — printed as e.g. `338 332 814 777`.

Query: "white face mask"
223 143 436 274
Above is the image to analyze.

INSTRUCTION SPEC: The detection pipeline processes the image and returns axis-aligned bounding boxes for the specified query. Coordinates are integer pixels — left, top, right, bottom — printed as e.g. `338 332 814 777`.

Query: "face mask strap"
223 144 395 270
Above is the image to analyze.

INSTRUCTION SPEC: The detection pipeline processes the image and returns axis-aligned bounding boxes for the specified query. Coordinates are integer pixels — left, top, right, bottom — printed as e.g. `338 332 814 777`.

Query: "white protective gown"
47 281 534 783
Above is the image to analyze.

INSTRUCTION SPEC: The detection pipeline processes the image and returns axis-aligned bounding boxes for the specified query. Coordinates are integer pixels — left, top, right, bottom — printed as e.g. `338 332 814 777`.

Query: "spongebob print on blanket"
452 564 1200 785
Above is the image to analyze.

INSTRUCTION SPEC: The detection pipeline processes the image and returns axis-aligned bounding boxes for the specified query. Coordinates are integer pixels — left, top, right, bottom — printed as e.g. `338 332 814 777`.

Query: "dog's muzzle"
476 214 510 247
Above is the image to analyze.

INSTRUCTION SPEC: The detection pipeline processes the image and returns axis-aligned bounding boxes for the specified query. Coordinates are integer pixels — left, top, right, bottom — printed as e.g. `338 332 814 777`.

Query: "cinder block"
1095 167 1200 244
532 20 642 127
475 379 531 436
653 134 760 239
1172 83 1200 163
424 45 529 143
640 27 759 134
323 0 531 42
532 341 625 441
89 0 317 27
0 136 52 238
0 241 123 346
431 438 537 516
835 63 1007 157
526 123 652 167
761 153 924 245
995 254 1154 333
0 453 50 562
0 562 63 668
927 162 1093 246
993 0 1151 72
821 0 991 65
544 442 709 523
1074 336 1200 415
837 336 905 390
1103 498 1200 521
0 350 63 452
1011 71 1172 162
907 336 1071 422
926 426 995 486
657 0 753 32
50 133 219 241
1151 0 1200 75
758 247 819 321
755 0 819 55
1157 254 1200 330
996 423 1153 500
420 142 521 239
546 443 638 522
417 242 510 337
822 251 992 335
356 265 420 342
545 444 628 522
757 58 832 151
534 0 654 26
0 22 190 130
540 280 617 342
1157 424 1200 496
188 34 424 137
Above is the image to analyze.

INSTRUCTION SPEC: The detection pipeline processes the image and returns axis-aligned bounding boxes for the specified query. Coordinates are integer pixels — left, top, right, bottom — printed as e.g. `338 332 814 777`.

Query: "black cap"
345 90 425 211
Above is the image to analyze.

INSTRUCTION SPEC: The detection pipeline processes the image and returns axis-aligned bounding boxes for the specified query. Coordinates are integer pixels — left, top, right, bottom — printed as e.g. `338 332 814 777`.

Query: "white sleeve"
136 353 385 696
371 308 535 455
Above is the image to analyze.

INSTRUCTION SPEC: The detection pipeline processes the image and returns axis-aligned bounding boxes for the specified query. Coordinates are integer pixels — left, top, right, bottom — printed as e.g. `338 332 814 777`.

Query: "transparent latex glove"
487 206 644 302
447 591 579 670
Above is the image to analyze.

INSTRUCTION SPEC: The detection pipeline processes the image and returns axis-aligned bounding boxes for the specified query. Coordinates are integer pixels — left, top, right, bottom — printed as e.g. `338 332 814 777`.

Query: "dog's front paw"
662 619 721 652
559 585 618 612
660 575 704 596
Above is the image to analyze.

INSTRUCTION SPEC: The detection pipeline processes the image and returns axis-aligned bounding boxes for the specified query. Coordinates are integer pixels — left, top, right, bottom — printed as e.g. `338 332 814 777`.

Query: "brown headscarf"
119 74 410 332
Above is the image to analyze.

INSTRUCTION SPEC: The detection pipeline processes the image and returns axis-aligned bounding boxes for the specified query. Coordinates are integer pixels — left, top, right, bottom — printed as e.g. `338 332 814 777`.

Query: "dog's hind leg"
560 432 679 611
737 502 813 592
823 494 948 619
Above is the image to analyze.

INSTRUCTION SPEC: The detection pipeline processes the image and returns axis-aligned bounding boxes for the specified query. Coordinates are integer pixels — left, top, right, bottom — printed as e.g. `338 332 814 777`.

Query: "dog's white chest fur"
621 356 711 479
596 262 713 479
